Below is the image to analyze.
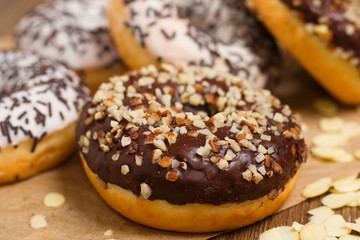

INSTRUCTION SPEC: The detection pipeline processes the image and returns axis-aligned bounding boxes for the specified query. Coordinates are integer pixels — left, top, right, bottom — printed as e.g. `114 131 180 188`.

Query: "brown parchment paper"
0 39 360 240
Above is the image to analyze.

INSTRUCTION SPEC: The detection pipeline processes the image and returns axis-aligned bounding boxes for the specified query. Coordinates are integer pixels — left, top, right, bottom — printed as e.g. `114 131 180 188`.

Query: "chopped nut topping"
216 159 229 170
166 170 179 182
121 136 132 147
152 149 163 163
158 156 173 168
119 164 130 175
140 183 152 199
272 161 283 174
135 155 143 166
153 139 167 151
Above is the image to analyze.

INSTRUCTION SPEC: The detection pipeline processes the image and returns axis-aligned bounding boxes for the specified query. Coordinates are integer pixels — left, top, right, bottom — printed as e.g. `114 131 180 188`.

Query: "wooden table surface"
0 1 359 239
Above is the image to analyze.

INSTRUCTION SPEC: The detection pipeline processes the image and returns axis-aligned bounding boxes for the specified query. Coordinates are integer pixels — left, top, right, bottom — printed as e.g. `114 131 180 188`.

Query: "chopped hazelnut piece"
166 170 179 182
140 183 152 199
121 136 132 147
158 156 173 168
121 165 130 175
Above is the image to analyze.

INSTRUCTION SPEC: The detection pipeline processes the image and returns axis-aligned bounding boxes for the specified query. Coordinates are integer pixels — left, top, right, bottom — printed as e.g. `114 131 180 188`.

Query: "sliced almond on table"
30 214 47 229
43 192 65 207
104 229 113 236
356 217 360 224
345 222 360 233
259 228 282 240
324 237 339 240
308 206 335 224
312 133 348 147
319 117 344 133
259 226 298 240
291 222 304 232
312 147 354 162
300 223 327 240
342 123 360 138
321 192 356 209
354 149 360 160
314 99 338 116
332 176 360 193
302 177 332 198
339 235 360 240
324 214 351 237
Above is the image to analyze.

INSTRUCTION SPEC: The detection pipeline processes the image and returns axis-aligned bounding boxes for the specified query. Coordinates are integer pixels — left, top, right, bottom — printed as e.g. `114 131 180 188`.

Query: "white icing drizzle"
0 51 90 150
124 0 278 88
15 0 119 70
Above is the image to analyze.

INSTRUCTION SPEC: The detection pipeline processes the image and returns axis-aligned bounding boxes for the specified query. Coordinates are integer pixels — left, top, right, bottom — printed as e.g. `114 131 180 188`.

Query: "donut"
247 0 360 104
0 50 90 184
105 0 280 88
14 0 127 93
76 64 307 232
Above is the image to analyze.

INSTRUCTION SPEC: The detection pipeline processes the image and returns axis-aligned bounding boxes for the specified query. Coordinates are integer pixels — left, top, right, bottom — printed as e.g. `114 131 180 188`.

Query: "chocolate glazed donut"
77 64 307 232
247 0 360 104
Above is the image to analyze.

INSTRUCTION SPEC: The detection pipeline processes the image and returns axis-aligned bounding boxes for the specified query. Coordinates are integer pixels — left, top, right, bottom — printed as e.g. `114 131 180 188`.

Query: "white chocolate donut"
15 0 118 70
106 0 279 88
15 0 127 92
0 50 90 183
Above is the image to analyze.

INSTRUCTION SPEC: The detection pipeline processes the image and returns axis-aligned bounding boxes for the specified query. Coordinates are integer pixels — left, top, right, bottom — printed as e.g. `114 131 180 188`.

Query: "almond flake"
354 149 360 160
324 215 351 237
30 214 47 229
312 133 348 147
333 176 360 193
339 235 360 240
319 117 344 133
308 206 335 224
345 222 360 234
300 223 327 240
292 222 304 232
321 192 356 209
43 192 65 208
314 99 338 116
312 147 354 162
259 226 299 240
302 177 332 198
104 229 113 236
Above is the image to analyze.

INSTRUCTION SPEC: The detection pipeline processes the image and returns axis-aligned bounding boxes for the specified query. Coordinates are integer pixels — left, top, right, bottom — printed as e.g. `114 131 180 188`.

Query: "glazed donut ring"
14 0 126 93
106 0 279 88
0 50 90 184
247 0 360 104
76 64 307 232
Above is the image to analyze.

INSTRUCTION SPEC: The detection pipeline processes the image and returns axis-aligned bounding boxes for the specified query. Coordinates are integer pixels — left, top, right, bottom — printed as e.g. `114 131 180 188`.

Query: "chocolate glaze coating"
77 65 307 205
281 0 360 64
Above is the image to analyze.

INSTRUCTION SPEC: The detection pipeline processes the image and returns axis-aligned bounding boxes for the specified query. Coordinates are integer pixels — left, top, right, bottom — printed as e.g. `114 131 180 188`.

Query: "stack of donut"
1 0 311 234
248 0 360 104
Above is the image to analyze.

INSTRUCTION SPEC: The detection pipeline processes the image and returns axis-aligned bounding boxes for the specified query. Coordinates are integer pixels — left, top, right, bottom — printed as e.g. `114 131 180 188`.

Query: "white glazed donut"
0 50 90 184
14 0 127 92
106 0 280 88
